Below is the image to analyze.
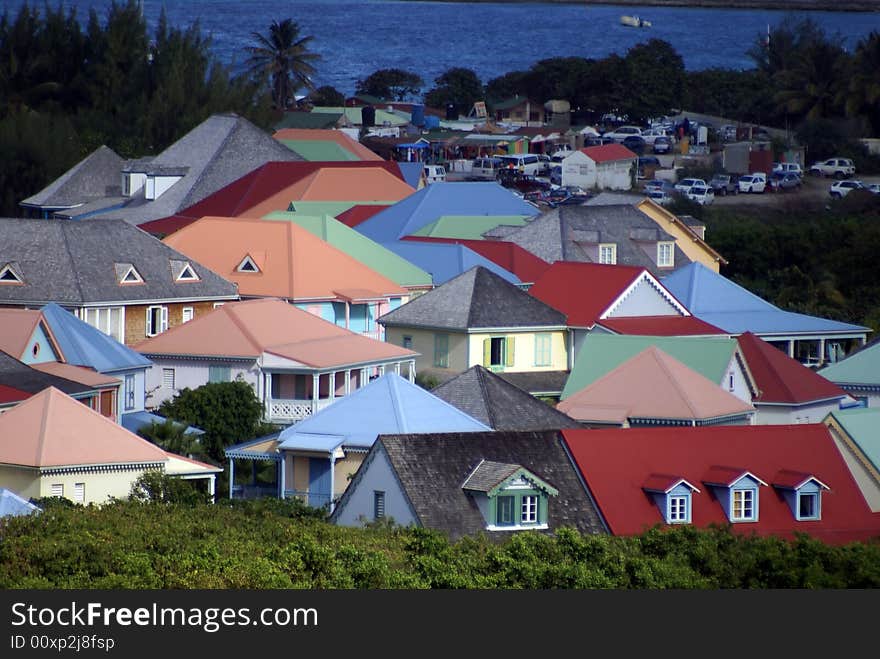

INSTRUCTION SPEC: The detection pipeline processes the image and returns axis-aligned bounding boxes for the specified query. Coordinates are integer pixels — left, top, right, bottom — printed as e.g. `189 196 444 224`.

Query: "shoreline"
398 0 880 12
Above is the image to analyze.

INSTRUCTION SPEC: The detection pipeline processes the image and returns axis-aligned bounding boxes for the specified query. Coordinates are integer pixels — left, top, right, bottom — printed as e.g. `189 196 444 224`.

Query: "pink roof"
563 424 880 544
273 128 384 161
162 216 406 300
31 362 120 388
403 236 551 284
0 309 48 359
135 298 416 368
528 262 653 327
0 387 168 468
557 346 754 423
580 144 638 163
597 316 725 336
737 332 848 404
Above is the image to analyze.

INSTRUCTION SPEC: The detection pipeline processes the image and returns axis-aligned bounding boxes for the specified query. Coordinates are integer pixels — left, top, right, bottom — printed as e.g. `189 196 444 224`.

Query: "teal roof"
277 140 360 161
411 215 532 240
262 212 433 287
829 407 880 474
284 200 392 217
276 373 489 451
274 112 343 130
819 339 880 388
563 334 740 399
312 107 409 127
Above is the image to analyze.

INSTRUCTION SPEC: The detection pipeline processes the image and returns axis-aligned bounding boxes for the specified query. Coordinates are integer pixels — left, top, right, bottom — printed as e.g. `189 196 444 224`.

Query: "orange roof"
135 298 416 368
162 216 406 300
580 143 638 163
240 167 414 217
0 309 52 360
0 387 168 468
273 128 384 161
30 362 121 388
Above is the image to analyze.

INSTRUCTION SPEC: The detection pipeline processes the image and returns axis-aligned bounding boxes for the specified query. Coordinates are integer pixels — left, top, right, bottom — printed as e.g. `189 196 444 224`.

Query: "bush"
129 471 211 505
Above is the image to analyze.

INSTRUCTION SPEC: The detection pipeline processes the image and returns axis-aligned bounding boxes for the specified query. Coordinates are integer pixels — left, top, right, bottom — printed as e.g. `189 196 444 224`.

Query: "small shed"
559 144 637 191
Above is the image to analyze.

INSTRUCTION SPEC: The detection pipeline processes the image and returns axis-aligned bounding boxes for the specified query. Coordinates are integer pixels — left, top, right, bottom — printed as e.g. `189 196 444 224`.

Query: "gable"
602 275 684 319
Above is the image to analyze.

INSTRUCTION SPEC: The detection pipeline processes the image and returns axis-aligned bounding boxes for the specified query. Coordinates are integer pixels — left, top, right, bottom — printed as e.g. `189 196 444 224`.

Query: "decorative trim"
237 255 260 273
40 461 165 476
0 263 24 285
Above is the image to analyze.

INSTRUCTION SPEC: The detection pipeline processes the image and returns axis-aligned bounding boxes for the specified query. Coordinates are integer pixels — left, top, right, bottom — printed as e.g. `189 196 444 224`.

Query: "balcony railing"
266 397 335 423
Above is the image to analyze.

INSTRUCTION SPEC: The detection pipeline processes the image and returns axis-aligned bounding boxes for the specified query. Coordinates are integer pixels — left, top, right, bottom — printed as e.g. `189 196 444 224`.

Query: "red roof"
403 236 551 283
139 214 194 237
528 262 649 327
597 316 725 336
336 204 390 228
0 384 31 405
737 332 848 405
580 144 638 163
563 424 880 545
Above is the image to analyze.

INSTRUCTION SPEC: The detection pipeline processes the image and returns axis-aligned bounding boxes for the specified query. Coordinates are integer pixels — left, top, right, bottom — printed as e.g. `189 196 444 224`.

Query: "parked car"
497 153 545 177
646 188 674 205
652 135 673 154
768 171 803 192
637 156 660 178
709 173 738 196
829 179 864 198
602 125 643 142
639 126 671 144
809 157 856 179
644 178 674 193
549 165 562 186
772 162 804 178
470 156 504 181
685 185 715 205
497 169 551 193
584 135 617 147
866 182 880 195
424 164 447 184
674 177 707 194
738 172 767 193
549 144 573 160
622 135 647 154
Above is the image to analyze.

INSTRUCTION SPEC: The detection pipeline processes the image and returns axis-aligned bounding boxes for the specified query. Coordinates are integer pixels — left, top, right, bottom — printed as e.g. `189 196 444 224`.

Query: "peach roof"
31 362 120 388
135 298 416 368
240 168 414 217
162 216 406 300
273 128 384 161
558 346 754 423
165 453 223 475
0 387 168 468
0 308 51 359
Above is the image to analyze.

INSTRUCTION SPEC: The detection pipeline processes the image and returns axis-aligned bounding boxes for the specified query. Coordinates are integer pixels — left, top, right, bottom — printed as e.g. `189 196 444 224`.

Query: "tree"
355 68 423 101
624 39 685 124
137 418 205 460
485 70 530 104
308 84 345 106
773 38 847 123
844 31 880 136
129 471 210 505
424 67 483 113
246 18 320 110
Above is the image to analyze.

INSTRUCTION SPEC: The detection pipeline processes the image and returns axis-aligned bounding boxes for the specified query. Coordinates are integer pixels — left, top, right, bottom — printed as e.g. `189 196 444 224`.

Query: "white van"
423 164 447 184
497 153 544 177
470 157 504 181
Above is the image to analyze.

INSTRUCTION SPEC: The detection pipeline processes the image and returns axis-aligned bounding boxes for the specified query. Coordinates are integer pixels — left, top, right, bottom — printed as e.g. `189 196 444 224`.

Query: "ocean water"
4 1 878 94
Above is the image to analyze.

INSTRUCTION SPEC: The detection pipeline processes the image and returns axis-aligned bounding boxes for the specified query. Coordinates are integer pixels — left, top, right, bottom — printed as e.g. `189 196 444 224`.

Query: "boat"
620 15 651 28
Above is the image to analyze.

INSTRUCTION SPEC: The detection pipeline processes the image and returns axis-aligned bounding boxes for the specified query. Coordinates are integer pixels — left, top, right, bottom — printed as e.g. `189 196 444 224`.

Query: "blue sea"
4 1 879 94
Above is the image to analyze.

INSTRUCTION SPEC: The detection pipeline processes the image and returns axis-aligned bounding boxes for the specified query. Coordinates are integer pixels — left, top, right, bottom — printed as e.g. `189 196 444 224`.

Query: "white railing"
267 397 336 422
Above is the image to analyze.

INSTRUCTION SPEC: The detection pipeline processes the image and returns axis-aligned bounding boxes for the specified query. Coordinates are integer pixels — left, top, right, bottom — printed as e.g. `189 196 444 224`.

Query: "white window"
797 492 820 520
521 495 538 524
73 483 85 503
657 242 674 267
599 243 617 265
124 374 136 411
0 263 22 284
83 307 124 343
175 264 199 282
182 307 194 323
162 368 175 390
145 305 169 337
119 265 143 284
732 489 756 521
668 496 689 523
50 484 64 498
213 302 226 309
534 333 552 367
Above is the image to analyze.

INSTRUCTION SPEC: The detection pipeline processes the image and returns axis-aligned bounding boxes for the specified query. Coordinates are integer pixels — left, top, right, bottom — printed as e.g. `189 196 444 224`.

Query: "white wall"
560 152 596 188
143 357 258 409
333 448 417 528
596 160 635 191
754 400 842 425
606 278 680 318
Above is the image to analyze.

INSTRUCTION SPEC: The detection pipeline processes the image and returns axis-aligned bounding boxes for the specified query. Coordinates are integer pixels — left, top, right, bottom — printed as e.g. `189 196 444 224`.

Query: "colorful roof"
562 334 743 399
563 424 880 544
528 262 686 328
0 384 32 405
273 128 383 161
737 332 848 405
662 263 869 336
0 387 168 469
410 215 533 240
819 337 880 389
580 144 638 163
596 316 725 336
135 298 416 369
275 372 488 451
354 182 540 243
403 237 551 284
0 488 41 517
162 216 407 301
262 213 432 288
380 240 520 285
0 308 47 360
0 351 94 400
29 362 120 389
826 407 880 477
557 346 754 424
337 204 399 228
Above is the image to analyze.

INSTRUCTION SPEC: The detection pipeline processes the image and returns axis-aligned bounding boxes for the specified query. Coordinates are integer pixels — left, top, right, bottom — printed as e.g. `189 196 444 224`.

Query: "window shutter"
74 483 85 503
145 308 153 336
160 306 169 333
483 338 491 366
50 484 63 498
505 336 516 367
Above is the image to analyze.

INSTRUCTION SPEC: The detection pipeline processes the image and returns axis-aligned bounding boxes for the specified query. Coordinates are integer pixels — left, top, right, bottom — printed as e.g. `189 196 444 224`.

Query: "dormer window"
237 255 260 273
703 467 767 524
731 488 756 521
657 241 674 267
643 475 700 525
116 263 143 285
599 243 617 265
772 471 829 522
172 261 199 282
462 460 558 532
0 263 23 284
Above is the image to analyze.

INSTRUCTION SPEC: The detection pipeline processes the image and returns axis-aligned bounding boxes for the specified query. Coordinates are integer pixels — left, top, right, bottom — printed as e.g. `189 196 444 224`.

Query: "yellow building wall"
636 200 722 272
336 452 365 497
384 327 468 373
0 466 41 500
286 452 366 498
39 468 156 504
467 330 568 372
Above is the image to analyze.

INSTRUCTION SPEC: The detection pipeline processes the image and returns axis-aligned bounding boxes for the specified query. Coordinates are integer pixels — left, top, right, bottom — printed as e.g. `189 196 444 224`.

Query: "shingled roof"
0 351 93 402
358 430 606 540
378 266 566 331
20 145 124 210
431 366 581 430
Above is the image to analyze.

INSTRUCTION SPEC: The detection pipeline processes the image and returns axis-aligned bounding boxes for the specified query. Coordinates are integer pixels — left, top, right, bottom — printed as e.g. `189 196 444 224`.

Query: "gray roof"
496 370 570 397
461 460 522 492
21 146 124 209
483 204 691 277
378 266 566 330
0 217 238 305
368 430 606 540
431 366 580 431
0 351 93 398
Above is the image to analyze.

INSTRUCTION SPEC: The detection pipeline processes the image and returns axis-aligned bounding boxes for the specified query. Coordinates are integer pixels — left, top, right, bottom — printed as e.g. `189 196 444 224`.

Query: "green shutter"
505 336 516 367
483 338 491 366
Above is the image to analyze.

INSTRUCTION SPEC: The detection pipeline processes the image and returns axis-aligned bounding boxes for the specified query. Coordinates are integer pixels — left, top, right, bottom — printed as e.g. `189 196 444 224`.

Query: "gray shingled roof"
21 146 124 209
431 366 581 431
483 204 691 277
496 370 570 397
370 430 606 540
378 266 566 331
0 217 238 305
0 352 93 398
461 460 521 492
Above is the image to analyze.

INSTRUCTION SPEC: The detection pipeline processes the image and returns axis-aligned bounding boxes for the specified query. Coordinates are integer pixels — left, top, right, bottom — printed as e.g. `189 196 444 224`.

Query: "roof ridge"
649 347 703 418
59 223 87 304
388 374 408 433
463 267 481 329
233 165 269 216
36 388 54 466
221 302 265 354
286 222 296 298
476 367 497 429
182 117 240 207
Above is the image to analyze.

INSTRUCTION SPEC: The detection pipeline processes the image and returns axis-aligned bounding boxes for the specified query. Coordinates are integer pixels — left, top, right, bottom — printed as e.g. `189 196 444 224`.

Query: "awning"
277 432 346 454
333 288 389 302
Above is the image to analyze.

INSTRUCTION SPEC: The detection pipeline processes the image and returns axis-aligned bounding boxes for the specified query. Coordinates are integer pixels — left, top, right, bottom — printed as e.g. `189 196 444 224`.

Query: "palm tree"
245 19 320 110
844 31 880 135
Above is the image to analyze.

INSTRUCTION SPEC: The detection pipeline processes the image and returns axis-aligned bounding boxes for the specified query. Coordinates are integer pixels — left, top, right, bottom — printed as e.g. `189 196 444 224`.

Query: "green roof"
562 334 740 399
829 407 880 474
312 107 409 127
410 215 532 240
282 200 393 217
492 96 530 111
278 140 360 161
819 341 880 387
263 212 433 288
274 112 343 130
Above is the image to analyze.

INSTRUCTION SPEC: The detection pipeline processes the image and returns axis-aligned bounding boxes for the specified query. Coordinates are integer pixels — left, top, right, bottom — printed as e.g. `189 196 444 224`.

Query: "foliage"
415 372 440 391
129 471 211 506
157 380 266 463
424 67 483 114
356 68 423 101
245 18 320 110
137 418 205 460
308 84 345 106
624 39 685 123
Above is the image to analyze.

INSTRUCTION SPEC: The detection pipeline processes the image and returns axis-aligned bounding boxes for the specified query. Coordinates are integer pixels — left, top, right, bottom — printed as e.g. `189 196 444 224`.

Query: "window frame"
797 491 820 521
667 494 691 524
534 333 552 367
124 374 136 411
433 333 449 368
373 490 386 520
657 241 674 267
731 488 757 522
182 307 194 323
162 368 175 391
208 365 231 384
145 305 169 337
599 243 617 265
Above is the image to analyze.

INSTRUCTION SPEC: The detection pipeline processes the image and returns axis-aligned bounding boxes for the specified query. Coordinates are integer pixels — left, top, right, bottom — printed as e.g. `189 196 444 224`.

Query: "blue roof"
381 240 521 285
41 303 152 373
277 372 489 451
0 488 41 517
662 263 869 336
120 411 205 436
397 162 424 189
354 182 540 242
